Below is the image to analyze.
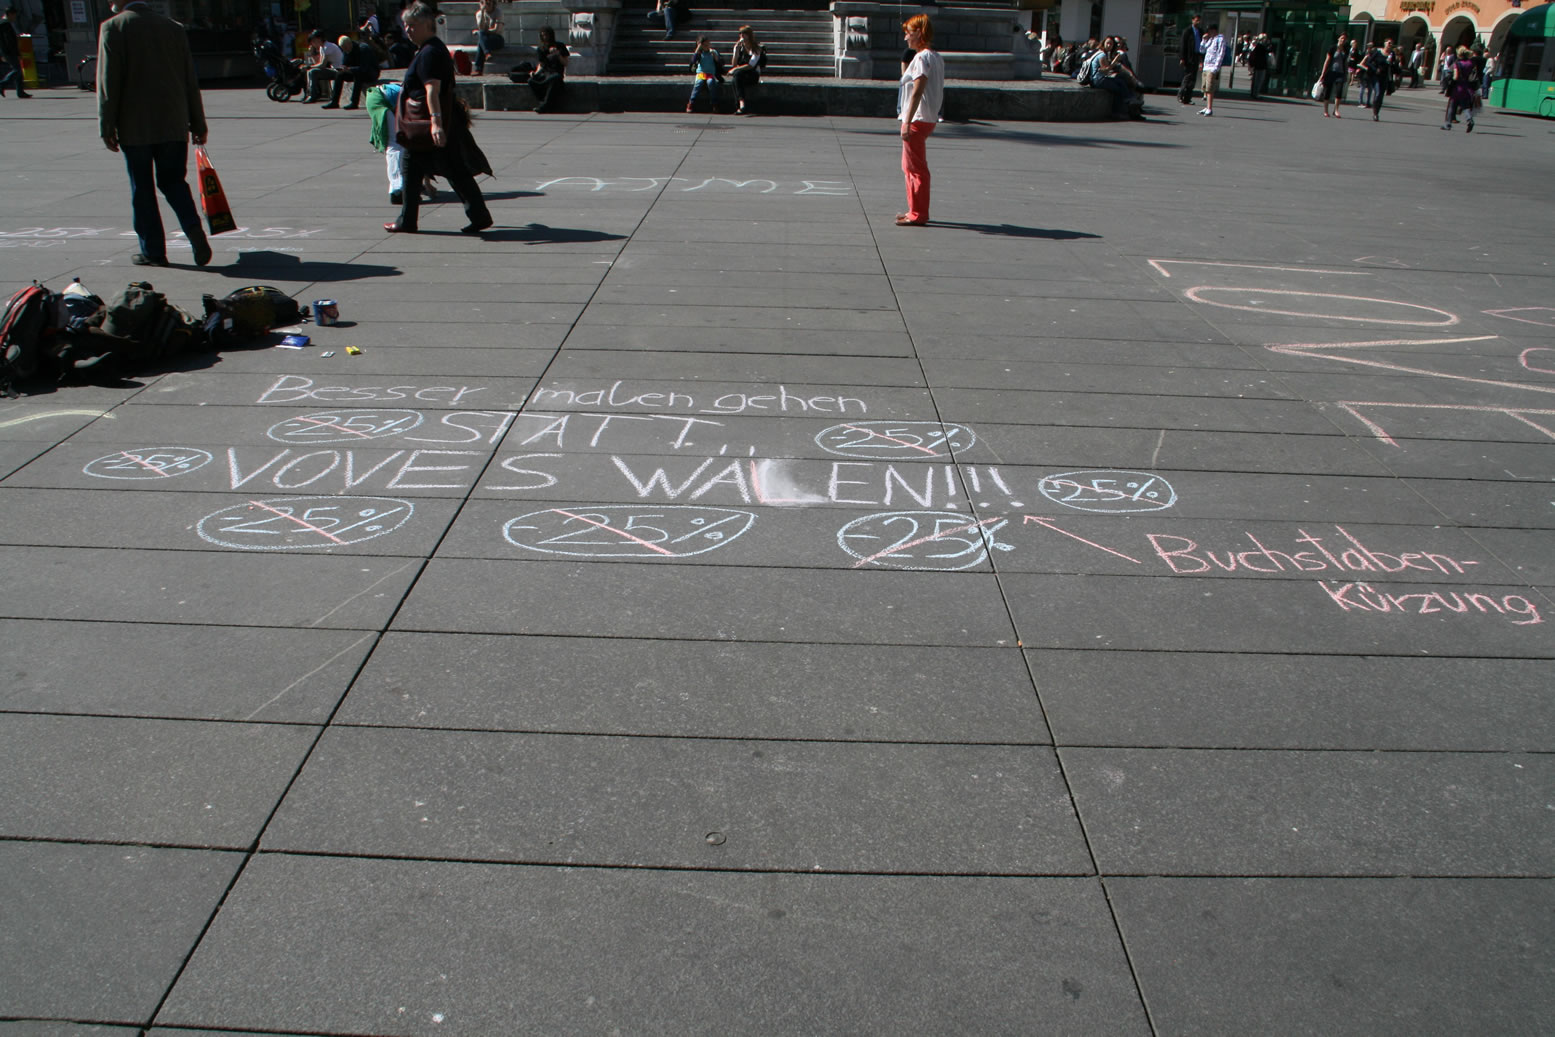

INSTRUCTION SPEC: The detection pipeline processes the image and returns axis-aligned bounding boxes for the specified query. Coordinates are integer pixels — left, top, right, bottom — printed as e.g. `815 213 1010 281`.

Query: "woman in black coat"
384 1 492 234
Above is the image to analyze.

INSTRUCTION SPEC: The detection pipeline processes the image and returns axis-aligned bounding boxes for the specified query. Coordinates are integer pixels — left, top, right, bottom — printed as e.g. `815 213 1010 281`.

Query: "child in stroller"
254 36 306 102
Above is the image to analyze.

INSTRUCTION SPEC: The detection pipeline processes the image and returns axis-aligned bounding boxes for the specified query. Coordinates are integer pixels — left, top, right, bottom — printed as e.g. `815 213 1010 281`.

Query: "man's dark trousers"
1178 56 1200 103
122 139 204 262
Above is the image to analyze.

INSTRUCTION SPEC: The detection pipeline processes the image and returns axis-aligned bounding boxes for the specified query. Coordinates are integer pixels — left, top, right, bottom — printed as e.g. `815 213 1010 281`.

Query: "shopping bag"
1310 78 1324 101
195 146 237 235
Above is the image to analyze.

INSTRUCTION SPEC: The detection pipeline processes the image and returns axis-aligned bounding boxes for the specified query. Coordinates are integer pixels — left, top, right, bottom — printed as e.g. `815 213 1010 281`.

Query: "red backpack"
1 282 64 397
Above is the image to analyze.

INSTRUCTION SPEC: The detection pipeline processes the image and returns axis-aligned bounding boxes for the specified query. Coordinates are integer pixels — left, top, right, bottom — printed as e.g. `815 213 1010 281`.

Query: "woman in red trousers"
896 14 943 227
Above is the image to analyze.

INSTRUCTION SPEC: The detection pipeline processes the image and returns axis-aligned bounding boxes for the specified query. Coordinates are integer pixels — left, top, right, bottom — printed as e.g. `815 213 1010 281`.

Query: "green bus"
1489 2 1555 117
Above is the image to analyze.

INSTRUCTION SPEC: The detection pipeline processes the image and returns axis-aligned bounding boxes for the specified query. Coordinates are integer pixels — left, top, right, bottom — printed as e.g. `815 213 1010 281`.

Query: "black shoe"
343 103 359 110
191 237 213 267
390 190 403 205
460 218 494 235
321 102 340 109
131 253 167 267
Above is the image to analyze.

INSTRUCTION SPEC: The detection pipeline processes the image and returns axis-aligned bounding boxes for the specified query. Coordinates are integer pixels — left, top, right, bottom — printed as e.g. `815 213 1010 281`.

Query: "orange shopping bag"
195 146 237 235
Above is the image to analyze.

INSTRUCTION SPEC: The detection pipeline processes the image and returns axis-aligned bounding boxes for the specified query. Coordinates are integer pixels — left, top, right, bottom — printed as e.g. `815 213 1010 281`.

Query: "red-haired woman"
896 14 943 227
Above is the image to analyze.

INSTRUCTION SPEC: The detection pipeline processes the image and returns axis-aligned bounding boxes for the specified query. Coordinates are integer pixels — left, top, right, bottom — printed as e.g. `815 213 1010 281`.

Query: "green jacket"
97 3 207 146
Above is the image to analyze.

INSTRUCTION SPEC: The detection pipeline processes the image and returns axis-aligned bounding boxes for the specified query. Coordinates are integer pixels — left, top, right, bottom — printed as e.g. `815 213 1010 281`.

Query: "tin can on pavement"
313 299 339 326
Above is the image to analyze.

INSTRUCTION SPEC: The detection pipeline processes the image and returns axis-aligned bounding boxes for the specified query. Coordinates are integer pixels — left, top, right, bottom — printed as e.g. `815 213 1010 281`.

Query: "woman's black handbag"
396 91 437 151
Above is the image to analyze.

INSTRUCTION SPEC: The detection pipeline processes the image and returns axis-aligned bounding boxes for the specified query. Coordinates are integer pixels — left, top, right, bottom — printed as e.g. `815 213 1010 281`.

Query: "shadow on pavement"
479 224 629 244
925 222 1100 240
215 250 402 281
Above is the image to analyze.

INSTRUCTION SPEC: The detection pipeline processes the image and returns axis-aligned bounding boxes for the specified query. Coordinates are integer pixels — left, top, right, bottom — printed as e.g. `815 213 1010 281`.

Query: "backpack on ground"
1 282 65 397
100 281 205 367
200 285 302 349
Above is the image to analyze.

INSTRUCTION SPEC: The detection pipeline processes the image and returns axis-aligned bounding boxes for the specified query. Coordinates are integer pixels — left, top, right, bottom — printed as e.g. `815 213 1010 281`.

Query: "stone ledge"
455 75 1113 120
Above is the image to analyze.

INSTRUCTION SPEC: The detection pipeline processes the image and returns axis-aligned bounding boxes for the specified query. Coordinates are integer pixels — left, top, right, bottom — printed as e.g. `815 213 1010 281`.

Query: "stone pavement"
1 85 1552 1035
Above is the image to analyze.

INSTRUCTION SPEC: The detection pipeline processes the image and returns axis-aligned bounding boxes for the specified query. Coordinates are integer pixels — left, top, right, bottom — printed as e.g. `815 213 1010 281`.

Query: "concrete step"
610 5 835 77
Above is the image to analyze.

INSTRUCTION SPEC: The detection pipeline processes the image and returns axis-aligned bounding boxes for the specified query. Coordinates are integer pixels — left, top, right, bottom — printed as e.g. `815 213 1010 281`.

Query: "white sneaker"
1199 108 1212 116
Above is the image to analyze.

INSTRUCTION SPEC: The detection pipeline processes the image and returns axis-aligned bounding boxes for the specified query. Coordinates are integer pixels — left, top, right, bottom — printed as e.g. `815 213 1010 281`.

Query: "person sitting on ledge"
323 36 381 109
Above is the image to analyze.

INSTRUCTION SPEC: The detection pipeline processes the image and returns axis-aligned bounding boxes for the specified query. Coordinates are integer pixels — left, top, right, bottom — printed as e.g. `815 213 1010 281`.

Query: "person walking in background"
1320 33 1349 117
472 0 501 75
1177 14 1202 106
1441 45 1478 131
530 25 567 113
0 7 31 98
1247 33 1270 99
96 0 212 267
1359 38 1388 120
685 35 721 112
384 1 492 234
896 13 942 227
1197 23 1226 116
730 24 765 115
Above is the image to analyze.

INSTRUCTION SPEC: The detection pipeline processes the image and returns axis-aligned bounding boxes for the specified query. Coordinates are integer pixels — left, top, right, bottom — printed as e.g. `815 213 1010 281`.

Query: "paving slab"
337 633 1046 742
1030 650 1555 752
435 497 994 570
395 557 1018 644
0 619 371 722
0 487 461 555
1 546 422 629
1063 747 1553 876
0 841 241 1023
1107 877 1555 1036
266 728 1087 872
0 714 315 848
1003 572 1554 657
157 855 1148 1035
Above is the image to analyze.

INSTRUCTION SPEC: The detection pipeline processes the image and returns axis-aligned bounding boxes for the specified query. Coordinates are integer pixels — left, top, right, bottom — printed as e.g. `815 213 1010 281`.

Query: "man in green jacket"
97 0 213 266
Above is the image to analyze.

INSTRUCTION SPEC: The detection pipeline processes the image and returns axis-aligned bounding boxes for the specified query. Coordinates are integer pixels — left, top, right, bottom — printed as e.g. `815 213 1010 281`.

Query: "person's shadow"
476 224 628 245
213 250 401 281
904 222 1100 240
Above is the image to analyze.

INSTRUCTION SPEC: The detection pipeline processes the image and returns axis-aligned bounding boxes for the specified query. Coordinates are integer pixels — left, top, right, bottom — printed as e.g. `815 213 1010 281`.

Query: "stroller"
254 37 306 102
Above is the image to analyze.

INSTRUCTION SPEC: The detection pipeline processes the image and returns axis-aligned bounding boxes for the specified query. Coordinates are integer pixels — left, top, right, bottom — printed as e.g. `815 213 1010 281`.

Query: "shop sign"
1444 0 1481 11
1399 0 1434 9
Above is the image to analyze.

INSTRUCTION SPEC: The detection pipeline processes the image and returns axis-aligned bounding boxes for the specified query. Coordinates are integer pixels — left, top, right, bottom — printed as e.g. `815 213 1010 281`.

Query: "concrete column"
1101 0 1144 45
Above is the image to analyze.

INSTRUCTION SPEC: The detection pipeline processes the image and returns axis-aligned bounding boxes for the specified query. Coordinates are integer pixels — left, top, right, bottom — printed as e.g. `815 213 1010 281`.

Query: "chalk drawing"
1037 471 1177 513
84 447 213 480
1486 308 1555 328
837 511 1011 571
1265 337 1550 394
1333 402 1555 447
1184 287 1460 327
196 496 413 550
528 178 851 196
0 408 112 430
268 410 425 444
1023 516 1143 564
1522 349 1555 375
815 421 975 460
502 505 756 558
1147 259 1371 278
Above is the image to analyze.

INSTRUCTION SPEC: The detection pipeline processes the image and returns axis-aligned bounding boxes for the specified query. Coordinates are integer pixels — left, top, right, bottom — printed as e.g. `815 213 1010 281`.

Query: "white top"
318 41 344 68
898 48 944 124
1200 34 1227 72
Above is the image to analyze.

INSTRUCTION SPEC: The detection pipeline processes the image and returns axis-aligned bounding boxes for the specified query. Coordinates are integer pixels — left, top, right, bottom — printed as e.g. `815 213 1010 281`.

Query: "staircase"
609 5 835 77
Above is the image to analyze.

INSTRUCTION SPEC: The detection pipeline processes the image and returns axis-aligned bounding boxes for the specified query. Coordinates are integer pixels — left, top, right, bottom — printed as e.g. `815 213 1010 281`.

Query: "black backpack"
200 285 302 349
1 282 65 397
